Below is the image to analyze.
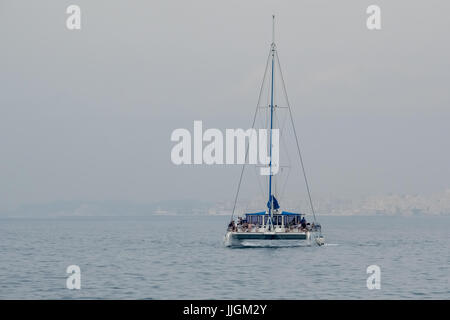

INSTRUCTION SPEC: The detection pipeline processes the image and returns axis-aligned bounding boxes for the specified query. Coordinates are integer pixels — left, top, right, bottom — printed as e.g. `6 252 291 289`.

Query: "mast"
268 15 276 230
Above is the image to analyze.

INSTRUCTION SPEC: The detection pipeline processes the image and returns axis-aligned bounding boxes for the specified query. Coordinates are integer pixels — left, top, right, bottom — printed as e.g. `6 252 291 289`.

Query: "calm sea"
0 215 448 299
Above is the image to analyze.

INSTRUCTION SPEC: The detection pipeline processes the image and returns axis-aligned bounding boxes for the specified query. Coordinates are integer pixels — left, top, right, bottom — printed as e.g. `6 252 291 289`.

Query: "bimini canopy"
245 211 303 216
245 211 266 216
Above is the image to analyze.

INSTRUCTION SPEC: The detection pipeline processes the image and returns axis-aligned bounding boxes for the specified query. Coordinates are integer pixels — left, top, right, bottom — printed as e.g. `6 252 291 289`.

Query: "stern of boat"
224 231 242 247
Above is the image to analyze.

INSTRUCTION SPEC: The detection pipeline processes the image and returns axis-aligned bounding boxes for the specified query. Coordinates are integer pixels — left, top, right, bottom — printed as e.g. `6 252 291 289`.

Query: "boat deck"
230 231 308 240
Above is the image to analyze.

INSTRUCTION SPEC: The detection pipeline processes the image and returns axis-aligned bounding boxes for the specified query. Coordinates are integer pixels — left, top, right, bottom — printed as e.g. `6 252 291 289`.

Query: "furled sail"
267 195 280 210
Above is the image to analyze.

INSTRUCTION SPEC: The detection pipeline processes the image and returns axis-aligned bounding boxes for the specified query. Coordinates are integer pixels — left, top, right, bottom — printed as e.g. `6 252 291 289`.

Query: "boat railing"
234 225 315 233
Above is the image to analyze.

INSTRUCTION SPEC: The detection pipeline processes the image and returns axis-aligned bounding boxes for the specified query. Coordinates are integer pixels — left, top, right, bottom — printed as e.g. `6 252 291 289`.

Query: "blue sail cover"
267 195 280 210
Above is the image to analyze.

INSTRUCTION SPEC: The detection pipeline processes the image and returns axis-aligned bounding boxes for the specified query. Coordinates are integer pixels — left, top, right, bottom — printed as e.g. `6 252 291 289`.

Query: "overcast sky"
0 0 449 212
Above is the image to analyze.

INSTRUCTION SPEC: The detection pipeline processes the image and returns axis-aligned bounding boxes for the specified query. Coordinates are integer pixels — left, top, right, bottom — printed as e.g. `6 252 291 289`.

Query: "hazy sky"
1 0 449 211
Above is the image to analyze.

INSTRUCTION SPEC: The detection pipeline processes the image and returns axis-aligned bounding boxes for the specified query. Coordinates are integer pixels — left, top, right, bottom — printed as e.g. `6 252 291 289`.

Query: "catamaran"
224 16 325 247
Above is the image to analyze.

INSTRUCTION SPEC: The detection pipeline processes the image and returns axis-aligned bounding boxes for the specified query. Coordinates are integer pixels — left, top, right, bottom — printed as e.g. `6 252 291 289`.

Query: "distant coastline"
1 189 449 218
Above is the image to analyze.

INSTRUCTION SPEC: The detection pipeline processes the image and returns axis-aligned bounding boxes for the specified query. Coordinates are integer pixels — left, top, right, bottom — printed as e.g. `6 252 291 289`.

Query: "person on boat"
288 218 296 231
242 220 249 232
228 220 236 232
300 216 307 229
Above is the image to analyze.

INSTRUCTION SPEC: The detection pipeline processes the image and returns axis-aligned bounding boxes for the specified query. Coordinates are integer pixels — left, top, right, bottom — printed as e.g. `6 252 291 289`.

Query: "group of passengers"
227 216 316 232
227 217 251 232
288 216 315 232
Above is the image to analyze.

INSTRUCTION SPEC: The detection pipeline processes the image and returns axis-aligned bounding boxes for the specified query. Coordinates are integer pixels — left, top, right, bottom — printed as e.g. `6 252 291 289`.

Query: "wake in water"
227 240 339 249
225 239 320 249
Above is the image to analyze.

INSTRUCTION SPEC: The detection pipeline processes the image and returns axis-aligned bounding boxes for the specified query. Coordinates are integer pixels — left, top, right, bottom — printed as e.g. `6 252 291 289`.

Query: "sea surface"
0 215 448 299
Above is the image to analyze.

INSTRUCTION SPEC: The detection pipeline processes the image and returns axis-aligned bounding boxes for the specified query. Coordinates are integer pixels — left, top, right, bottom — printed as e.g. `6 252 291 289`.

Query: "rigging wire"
254 165 266 200
230 48 272 222
273 104 292 204
275 51 318 224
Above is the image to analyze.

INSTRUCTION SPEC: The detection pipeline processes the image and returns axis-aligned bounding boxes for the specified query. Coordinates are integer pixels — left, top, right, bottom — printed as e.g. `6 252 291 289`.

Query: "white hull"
224 230 313 247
